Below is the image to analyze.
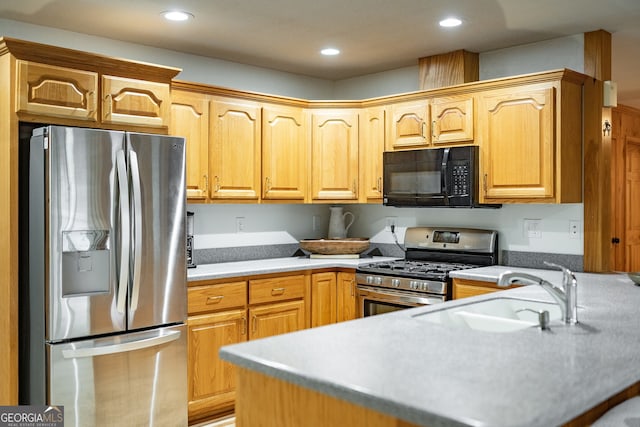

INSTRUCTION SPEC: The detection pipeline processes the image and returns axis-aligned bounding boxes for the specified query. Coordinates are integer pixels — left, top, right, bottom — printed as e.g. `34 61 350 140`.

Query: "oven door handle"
357 286 444 306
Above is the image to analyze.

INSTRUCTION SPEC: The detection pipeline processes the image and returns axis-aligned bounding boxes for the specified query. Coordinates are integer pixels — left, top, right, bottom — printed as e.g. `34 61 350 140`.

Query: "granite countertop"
187 256 399 282
220 266 640 427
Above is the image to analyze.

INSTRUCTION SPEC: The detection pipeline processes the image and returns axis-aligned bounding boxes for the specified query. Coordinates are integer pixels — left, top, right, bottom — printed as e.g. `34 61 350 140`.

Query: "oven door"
357 286 445 318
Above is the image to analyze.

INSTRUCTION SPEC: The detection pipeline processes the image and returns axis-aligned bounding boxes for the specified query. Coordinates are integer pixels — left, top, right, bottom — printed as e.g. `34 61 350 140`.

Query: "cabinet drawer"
249 275 305 305
188 281 247 314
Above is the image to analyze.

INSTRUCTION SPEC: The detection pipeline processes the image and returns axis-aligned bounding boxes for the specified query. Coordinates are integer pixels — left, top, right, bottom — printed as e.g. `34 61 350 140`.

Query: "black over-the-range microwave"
383 146 501 208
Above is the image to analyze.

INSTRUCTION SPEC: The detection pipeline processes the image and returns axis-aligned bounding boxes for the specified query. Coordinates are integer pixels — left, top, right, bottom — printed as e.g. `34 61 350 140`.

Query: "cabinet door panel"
210 99 261 200
262 105 307 200
311 272 337 327
171 90 210 200
337 272 357 322
480 87 555 200
102 75 170 128
389 101 429 149
187 310 247 420
431 96 474 145
360 107 385 201
249 300 305 340
311 110 359 200
16 60 98 121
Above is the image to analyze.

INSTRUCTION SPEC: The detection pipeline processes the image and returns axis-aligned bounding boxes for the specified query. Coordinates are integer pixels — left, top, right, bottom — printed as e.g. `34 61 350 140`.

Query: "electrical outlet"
235 217 245 233
385 216 397 231
569 220 581 239
523 219 542 238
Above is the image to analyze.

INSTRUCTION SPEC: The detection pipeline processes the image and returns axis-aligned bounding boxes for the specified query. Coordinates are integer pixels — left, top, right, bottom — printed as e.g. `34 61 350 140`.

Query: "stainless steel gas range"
356 227 498 317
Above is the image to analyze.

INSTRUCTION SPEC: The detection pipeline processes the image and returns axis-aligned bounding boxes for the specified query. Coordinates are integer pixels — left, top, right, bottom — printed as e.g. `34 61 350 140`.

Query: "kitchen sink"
413 297 562 333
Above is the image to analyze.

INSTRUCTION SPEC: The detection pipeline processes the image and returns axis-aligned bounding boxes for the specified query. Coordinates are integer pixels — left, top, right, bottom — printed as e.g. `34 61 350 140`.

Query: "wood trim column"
418 49 479 90
0 52 19 404
583 30 612 272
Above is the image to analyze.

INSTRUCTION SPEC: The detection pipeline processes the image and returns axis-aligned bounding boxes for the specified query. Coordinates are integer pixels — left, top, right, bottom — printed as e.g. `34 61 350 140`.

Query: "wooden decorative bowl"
299 238 370 255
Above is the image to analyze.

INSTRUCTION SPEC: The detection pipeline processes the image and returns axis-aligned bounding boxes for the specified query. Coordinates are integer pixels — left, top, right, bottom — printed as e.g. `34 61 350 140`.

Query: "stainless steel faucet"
497 261 578 325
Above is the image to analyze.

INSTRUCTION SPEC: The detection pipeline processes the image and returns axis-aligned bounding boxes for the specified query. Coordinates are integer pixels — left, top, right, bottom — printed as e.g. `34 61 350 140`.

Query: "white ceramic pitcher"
328 206 354 239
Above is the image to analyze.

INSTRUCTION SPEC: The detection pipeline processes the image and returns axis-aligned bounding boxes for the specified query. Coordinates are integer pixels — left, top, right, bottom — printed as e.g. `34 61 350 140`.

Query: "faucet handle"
543 261 573 275
543 261 576 285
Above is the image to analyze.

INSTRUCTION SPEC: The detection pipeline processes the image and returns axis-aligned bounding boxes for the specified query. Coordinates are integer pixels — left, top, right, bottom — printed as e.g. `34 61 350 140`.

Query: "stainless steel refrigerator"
22 125 188 426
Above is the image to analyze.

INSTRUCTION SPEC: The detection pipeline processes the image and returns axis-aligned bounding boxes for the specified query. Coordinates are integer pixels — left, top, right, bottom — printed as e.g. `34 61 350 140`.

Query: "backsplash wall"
189 203 584 269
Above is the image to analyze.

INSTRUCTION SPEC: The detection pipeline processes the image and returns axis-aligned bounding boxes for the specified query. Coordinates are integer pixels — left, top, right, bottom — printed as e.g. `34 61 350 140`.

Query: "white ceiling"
2 0 640 107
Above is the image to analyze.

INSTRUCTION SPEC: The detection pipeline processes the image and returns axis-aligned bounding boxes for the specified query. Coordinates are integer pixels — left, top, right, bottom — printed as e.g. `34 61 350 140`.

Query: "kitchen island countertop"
187 256 398 282
220 266 640 427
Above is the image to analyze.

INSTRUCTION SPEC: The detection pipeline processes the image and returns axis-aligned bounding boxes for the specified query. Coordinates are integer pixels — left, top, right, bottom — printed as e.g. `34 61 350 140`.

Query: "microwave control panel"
451 162 470 195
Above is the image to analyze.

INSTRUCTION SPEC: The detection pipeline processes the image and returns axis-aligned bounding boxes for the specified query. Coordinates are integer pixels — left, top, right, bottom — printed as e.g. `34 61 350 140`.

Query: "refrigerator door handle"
116 150 130 314
61 330 181 359
129 150 143 312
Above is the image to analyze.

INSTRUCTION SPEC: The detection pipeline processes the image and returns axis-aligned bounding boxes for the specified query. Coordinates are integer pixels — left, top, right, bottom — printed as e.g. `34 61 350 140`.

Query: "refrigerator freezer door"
48 324 188 427
126 133 186 330
37 126 127 341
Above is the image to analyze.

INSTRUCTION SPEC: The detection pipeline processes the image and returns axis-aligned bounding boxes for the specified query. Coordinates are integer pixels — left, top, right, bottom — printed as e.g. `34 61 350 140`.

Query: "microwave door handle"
115 150 129 314
441 147 450 205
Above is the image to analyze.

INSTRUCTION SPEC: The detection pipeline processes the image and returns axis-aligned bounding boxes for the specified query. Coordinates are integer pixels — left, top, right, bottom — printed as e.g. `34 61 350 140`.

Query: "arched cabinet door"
311 109 359 201
16 60 98 121
478 85 555 201
102 75 170 128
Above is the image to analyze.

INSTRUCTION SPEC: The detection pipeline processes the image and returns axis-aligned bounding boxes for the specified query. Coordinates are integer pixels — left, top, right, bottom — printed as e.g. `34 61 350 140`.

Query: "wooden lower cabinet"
452 277 521 299
337 272 357 322
249 300 305 339
311 271 357 327
187 309 247 422
187 280 248 423
188 270 358 423
310 272 338 327
235 367 420 427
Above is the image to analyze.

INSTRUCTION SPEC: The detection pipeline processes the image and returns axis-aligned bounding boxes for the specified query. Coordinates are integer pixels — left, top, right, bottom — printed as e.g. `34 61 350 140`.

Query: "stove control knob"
374 276 383 285
391 278 400 288
366 276 374 284
409 281 417 290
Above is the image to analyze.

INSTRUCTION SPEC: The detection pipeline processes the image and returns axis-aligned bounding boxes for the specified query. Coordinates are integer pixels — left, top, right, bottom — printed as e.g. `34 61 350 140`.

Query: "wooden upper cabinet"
170 89 210 200
389 100 429 150
311 110 359 201
262 104 307 201
102 75 170 128
16 60 98 121
430 95 474 145
478 85 556 201
210 98 262 200
360 107 385 202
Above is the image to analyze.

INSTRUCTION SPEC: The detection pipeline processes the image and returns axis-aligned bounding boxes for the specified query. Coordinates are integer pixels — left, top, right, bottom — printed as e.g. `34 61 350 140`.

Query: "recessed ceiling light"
321 48 340 56
439 17 462 28
162 10 194 21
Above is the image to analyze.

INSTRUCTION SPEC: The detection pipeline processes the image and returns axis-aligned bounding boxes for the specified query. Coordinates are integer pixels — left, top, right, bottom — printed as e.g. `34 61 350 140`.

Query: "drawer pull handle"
206 295 224 304
271 287 285 296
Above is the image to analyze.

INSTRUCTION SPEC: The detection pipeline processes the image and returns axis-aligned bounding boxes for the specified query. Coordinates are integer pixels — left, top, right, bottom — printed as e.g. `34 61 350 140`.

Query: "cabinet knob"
612 237 621 244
